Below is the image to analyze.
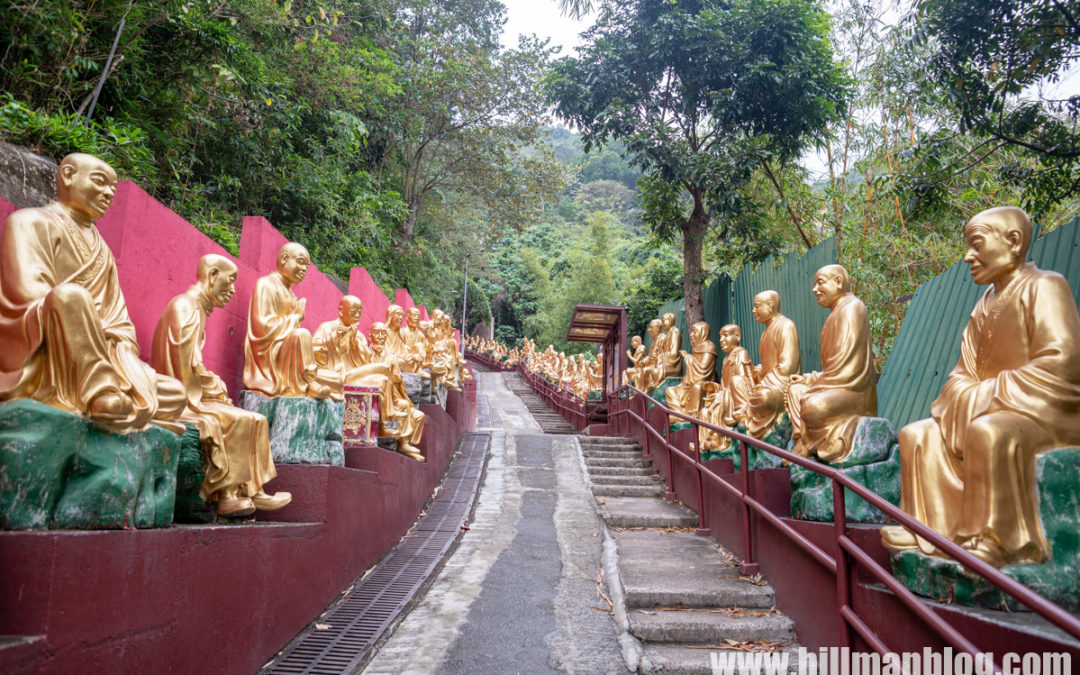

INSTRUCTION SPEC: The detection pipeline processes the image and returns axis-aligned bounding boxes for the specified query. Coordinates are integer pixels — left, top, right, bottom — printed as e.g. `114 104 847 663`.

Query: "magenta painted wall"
0 183 400 398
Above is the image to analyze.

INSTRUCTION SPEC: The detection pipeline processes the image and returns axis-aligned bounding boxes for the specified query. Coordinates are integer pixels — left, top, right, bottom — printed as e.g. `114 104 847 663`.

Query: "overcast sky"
499 0 590 54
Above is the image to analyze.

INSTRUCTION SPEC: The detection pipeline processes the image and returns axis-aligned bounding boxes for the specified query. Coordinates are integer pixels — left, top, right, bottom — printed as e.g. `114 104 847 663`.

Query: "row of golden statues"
619 207 1080 569
0 154 471 519
469 335 605 401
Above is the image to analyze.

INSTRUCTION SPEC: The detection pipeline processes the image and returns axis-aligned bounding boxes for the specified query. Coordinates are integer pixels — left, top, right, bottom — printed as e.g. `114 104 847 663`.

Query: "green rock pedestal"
649 377 683 411
788 417 899 524
890 448 1080 613
0 399 182 529
239 391 344 466
174 424 216 524
700 416 791 471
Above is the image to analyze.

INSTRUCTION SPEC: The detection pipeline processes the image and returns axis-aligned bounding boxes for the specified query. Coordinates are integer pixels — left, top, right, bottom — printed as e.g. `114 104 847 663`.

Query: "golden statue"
368 321 426 460
785 265 877 462
745 291 800 439
881 207 1080 566
402 307 425 368
698 324 754 452
659 312 683 378
665 321 717 422
418 320 449 383
312 297 425 462
243 243 338 400
383 304 421 372
152 254 291 517
0 153 185 432
635 319 667 393
623 335 646 388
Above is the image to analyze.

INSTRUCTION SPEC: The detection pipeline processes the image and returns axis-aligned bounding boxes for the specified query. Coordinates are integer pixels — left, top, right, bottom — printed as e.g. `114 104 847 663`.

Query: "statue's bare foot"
880 525 919 552
306 382 332 400
251 490 292 511
397 442 425 462
961 536 1006 566
87 390 133 423
217 496 256 518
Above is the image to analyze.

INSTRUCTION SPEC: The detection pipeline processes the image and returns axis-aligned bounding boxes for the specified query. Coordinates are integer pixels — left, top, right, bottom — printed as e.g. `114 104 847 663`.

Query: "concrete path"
360 371 628 674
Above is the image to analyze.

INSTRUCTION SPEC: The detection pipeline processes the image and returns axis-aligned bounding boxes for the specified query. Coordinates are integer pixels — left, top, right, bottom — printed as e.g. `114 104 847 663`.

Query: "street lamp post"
461 256 470 353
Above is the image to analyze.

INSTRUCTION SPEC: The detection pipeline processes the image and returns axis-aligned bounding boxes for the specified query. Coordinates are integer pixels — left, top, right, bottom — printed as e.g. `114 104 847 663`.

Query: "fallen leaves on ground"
314 623 332 630
685 640 794 653
650 606 773 618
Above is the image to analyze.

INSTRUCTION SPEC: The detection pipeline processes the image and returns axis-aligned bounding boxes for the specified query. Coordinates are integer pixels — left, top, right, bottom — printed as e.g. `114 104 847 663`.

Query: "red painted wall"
0 183 396 398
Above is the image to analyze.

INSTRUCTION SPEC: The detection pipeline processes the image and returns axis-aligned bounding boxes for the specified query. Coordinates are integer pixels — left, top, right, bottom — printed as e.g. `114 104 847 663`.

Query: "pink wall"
0 182 396 399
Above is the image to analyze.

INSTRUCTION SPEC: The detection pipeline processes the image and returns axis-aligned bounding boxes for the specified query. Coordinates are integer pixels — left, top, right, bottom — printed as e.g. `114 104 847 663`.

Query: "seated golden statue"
0 153 185 432
152 254 291 517
383 304 422 372
665 321 717 422
312 297 424 462
882 207 1080 566
418 320 449 383
785 265 877 462
368 321 426 461
623 335 646 387
243 242 338 400
745 291 800 439
698 324 754 452
435 311 471 388
659 313 683 378
635 319 667 393
402 307 426 367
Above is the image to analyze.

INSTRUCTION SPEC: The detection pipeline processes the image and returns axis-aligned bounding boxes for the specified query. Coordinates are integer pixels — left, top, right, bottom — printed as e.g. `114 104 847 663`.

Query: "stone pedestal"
890 448 1080 612
174 424 216 523
700 415 791 470
239 391 344 466
0 399 182 529
649 377 683 410
788 417 899 523
402 371 447 407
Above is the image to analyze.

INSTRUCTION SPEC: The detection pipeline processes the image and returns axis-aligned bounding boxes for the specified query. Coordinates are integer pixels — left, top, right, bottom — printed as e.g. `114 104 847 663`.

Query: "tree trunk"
681 189 709 326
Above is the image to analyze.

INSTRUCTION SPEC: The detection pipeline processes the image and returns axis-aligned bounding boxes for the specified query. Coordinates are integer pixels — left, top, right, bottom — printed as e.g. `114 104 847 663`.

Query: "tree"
546 0 849 325
910 0 1080 210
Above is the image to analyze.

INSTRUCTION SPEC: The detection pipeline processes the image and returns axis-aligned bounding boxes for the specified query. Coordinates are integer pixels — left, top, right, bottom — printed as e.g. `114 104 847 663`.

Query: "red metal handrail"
535 377 1080 670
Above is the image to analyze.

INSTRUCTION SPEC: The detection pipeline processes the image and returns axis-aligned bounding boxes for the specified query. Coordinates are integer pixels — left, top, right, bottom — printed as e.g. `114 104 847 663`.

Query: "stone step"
582 449 645 459
628 609 796 644
588 474 662 486
596 496 697 529
640 644 805 674
578 435 640 446
587 466 659 477
614 530 776 609
592 484 666 498
585 457 652 468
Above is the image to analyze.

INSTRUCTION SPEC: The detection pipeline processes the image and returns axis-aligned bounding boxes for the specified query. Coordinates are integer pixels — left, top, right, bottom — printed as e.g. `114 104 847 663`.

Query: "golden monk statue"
312 297 424 461
383 304 422 372
745 291 800 439
659 313 683 378
636 319 667 393
402 307 425 367
418 320 449 383
881 207 1080 566
665 321 717 422
785 265 877 462
369 322 426 460
623 336 646 388
243 243 338 400
0 153 185 432
698 324 754 453
152 254 291 516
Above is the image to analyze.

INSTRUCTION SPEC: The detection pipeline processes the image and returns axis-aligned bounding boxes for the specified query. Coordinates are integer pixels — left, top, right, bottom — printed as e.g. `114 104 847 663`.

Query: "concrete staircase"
502 373 578 434
578 435 806 674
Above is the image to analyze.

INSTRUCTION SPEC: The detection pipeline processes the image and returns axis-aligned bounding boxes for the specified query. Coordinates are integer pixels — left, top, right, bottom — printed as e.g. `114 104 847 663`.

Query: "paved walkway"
360 371 629 674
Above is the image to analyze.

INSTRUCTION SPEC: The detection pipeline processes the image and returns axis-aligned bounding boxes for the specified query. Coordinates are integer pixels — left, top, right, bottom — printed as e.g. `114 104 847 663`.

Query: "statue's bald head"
816 265 850 292
340 295 362 312
57 153 116 191
279 242 309 265
197 253 237 282
966 206 1032 261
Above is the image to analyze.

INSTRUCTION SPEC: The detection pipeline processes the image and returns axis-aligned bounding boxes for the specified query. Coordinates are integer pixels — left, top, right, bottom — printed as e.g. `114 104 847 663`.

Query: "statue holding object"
744 291 800 440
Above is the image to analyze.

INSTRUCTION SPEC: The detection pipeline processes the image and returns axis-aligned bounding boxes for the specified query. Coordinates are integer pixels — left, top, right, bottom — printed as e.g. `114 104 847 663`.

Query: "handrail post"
663 414 676 501
833 477 854 648
694 420 710 537
738 440 760 575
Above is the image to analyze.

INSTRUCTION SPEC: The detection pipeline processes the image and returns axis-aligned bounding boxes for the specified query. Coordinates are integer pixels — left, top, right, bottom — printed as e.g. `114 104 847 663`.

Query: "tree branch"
759 157 813 249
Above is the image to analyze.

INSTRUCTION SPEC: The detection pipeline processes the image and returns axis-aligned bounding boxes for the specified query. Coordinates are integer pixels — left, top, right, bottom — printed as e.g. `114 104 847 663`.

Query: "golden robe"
897 264 1080 563
699 346 753 451
661 326 683 378
745 315 800 438
637 333 667 393
665 341 717 419
0 202 184 431
368 342 425 446
787 293 877 462
152 286 276 499
312 318 403 421
623 343 647 388
243 272 339 397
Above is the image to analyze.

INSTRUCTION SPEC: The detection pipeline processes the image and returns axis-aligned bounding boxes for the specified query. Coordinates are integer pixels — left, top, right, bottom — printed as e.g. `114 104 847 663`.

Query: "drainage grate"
261 432 491 674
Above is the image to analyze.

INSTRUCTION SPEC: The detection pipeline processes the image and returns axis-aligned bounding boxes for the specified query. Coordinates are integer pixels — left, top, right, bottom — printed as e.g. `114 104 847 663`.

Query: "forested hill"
3 0 1079 362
